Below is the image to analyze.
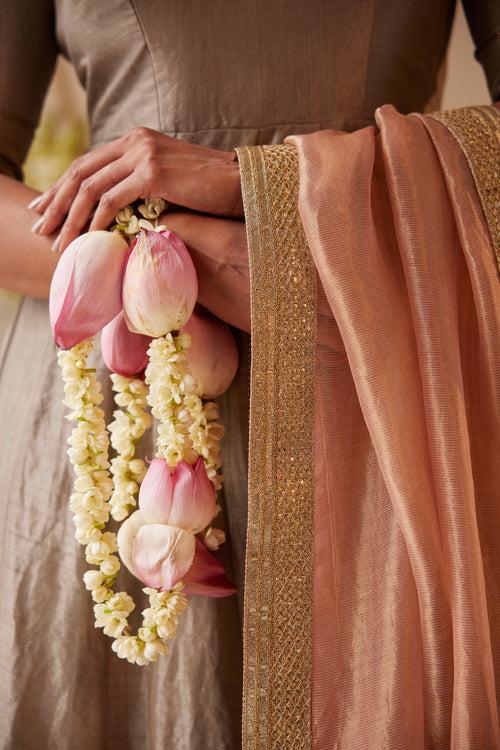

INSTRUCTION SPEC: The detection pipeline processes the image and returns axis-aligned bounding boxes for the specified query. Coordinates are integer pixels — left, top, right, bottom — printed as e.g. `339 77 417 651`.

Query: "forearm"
0 174 58 298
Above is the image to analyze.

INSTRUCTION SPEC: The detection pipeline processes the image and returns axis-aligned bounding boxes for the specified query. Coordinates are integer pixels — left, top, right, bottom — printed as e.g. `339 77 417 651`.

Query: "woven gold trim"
429 105 500 273
236 144 316 750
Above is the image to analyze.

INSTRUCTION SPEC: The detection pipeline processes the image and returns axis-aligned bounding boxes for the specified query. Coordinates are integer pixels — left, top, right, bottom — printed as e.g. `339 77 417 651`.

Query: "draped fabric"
237 104 500 749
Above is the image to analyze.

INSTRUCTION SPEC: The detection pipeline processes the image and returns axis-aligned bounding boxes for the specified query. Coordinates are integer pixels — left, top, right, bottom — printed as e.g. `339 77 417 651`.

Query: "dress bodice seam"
128 0 162 133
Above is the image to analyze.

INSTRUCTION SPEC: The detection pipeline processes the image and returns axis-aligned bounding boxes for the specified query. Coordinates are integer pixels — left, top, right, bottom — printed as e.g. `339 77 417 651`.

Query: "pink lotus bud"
101 310 151 376
139 457 216 534
49 230 129 349
122 229 198 337
183 539 236 597
116 512 234 595
116 510 195 590
181 306 239 398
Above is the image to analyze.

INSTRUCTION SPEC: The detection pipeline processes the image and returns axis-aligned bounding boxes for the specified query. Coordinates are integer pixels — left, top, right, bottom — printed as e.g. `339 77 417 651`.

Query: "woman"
0 2 499 749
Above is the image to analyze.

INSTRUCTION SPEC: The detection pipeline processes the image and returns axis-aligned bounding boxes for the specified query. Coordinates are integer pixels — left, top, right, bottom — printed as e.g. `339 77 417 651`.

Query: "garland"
58 199 229 665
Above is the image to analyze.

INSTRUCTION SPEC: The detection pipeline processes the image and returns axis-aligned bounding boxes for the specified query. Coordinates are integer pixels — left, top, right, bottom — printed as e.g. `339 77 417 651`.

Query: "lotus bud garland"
53 201 235 666
101 311 152 377
50 230 129 349
122 229 198 338
181 307 239 399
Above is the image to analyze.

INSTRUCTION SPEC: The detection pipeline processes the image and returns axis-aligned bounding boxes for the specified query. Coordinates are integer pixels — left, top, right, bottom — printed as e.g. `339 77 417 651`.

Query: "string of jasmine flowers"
59 340 188 666
113 198 168 237
107 197 165 523
145 334 225 489
108 374 151 521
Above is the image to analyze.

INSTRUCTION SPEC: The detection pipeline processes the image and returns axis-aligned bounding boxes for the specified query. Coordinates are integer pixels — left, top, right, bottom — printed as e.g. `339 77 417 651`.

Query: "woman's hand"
160 212 250 333
30 128 243 252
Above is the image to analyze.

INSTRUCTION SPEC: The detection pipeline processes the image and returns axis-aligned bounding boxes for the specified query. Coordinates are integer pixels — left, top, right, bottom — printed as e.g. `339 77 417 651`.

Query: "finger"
163 212 250 332
35 140 126 236
56 159 134 252
89 174 144 231
29 178 64 214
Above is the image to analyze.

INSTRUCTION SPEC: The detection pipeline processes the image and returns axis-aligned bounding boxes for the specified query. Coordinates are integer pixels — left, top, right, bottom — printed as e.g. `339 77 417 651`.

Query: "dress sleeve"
462 0 500 101
0 0 58 179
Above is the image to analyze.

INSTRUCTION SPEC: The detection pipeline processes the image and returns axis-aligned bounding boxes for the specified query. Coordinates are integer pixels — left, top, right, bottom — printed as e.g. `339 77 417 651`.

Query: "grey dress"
0 2 499 749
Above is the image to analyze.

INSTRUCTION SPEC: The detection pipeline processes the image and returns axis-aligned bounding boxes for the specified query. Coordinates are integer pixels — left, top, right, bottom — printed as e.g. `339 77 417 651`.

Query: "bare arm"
0 177 57 298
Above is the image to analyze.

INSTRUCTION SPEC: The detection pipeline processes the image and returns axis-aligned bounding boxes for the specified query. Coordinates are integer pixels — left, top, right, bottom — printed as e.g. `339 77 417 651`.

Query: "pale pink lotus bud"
49 230 129 349
133 523 195 590
101 310 151 376
122 229 198 337
139 457 216 534
183 539 236 597
181 306 239 398
116 510 195 590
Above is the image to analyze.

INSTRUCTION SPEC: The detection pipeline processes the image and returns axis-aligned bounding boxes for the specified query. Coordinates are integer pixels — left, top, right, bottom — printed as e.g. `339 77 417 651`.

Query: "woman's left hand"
30 127 243 252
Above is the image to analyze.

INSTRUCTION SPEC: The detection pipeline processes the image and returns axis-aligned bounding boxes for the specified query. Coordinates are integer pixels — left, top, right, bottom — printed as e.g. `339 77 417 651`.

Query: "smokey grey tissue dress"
0 1 499 748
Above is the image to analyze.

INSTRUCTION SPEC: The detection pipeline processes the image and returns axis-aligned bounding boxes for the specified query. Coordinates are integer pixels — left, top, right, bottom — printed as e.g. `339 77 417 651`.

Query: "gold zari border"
236 144 316 750
429 105 500 273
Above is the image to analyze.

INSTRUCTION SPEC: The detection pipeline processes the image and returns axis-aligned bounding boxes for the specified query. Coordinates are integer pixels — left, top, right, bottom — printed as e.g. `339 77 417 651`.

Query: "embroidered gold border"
236 144 316 750
429 105 500 273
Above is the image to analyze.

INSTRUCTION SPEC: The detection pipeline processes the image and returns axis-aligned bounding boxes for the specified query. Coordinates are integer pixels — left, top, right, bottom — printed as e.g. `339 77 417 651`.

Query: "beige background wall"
442 3 489 108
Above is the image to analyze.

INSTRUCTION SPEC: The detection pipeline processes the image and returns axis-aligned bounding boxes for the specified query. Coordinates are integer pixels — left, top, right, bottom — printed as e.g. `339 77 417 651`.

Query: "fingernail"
31 215 45 234
52 235 61 253
27 195 43 210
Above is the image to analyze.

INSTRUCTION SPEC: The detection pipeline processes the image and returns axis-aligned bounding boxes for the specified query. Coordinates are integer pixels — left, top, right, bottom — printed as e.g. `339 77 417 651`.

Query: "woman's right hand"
30 128 243 253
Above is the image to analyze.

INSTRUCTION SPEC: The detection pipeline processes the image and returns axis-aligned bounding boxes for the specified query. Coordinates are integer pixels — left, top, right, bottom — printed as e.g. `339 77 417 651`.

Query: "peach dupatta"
237 104 500 750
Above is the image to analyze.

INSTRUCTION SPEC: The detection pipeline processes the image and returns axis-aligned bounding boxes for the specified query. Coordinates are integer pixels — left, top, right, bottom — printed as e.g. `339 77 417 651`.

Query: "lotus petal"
101 310 151 376
138 458 173 524
132 524 195 589
50 230 129 349
183 539 236 597
182 306 239 398
168 458 216 534
116 509 145 577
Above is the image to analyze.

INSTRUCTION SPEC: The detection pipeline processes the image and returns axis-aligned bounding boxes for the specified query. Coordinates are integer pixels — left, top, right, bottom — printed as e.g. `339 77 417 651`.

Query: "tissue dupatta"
236 143 316 750
238 104 500 750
